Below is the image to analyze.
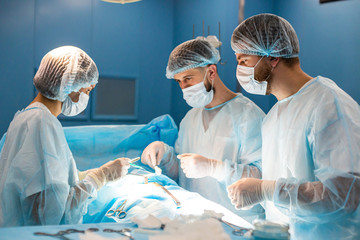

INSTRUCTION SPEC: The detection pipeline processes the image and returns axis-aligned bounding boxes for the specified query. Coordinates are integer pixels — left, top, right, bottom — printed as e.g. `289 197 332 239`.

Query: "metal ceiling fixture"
101 0 142 4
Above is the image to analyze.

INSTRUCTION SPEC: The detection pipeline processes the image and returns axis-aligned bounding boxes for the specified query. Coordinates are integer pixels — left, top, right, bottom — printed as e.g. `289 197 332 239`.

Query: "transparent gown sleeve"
19 114 98 225
273 103 360 223
22 173 97 225
223 159 262 185
223 107 263 185
159 141 179 183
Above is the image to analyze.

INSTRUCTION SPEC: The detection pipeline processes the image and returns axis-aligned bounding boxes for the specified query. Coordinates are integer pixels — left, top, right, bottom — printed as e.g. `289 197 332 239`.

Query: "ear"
208 64 217 80
269 57 280 68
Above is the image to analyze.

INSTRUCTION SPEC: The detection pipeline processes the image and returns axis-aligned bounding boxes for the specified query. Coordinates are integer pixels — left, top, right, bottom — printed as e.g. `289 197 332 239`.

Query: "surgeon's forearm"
223 160 262 185
275 174 360 216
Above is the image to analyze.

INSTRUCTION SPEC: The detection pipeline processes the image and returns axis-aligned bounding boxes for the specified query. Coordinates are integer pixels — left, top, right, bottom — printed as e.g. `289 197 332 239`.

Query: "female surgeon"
0 46 130 227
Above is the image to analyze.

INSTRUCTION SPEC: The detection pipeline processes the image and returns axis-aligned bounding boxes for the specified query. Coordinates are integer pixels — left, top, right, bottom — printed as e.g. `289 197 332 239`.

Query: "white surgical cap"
166 39 220 79
231 13 299 58
33 46 99 102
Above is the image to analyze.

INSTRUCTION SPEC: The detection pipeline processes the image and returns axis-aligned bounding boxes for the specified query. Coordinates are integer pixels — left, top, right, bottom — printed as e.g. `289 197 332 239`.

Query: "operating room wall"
273 0 360 105
0 0 174 136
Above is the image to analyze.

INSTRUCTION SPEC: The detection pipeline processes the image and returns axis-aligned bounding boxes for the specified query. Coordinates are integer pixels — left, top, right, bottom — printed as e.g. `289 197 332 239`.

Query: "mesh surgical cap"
33 46 99 102
231 13 299 58
166 39 220 79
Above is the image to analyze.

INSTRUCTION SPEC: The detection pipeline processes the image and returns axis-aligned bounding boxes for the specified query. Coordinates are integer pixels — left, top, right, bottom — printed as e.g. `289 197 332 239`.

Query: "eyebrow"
175 74 194 82
236 54 247 60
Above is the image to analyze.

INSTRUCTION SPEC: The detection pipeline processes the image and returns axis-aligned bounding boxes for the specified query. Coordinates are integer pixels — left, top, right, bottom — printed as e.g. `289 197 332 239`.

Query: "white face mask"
62 92 89 116
236 56 268 95
182 69 214 108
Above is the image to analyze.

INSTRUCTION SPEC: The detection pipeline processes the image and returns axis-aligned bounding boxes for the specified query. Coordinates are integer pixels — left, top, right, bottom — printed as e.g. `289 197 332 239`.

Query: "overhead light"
101 0 142 4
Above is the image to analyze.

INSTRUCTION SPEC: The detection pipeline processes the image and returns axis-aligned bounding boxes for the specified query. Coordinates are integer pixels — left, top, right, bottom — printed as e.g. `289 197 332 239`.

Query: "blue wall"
274 0 360 105
1 0 360 135
0 0 35 137
0 0 174 136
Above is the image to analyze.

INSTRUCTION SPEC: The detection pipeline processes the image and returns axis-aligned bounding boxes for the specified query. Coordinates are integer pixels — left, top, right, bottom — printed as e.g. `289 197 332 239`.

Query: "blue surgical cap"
166 39 220 79
33 46 99 102
231 13 299 58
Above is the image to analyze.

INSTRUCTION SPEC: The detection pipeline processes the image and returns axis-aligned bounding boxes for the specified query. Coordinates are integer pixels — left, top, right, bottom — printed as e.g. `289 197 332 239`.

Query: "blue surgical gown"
160 94 266 222
0 102 97 227
262 76 360 239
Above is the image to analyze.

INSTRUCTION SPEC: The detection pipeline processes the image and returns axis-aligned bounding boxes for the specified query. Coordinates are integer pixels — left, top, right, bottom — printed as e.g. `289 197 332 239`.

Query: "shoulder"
226 94 265 119
180 108 202 124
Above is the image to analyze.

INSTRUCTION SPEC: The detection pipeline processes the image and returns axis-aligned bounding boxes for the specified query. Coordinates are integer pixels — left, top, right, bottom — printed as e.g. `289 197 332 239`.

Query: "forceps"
106 199 127 219
220 219 250 236
103 228 134 240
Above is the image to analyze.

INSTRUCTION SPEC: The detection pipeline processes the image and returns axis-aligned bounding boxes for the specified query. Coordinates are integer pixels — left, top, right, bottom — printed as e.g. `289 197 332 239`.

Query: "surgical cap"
231 13 299 58
33 46 99 102
166 39 220 79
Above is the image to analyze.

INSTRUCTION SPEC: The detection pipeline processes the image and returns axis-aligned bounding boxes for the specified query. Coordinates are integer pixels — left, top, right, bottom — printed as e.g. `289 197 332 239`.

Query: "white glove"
141 141 167 168
86 158 130 190
177 153 224 179
227 178 275 209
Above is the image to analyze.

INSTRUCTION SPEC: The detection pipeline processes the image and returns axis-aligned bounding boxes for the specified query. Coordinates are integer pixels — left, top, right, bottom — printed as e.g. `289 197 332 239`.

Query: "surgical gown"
262 76 360 239
0 102 97 227
160 94 265 222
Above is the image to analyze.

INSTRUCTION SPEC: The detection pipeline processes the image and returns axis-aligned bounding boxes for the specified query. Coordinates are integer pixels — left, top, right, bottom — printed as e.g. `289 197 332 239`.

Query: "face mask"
62 92 89 116
182 69 214 108
236 56 268 95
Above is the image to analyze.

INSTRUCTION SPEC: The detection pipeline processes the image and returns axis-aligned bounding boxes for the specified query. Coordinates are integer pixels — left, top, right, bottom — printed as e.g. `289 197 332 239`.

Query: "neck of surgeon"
205 64 237 109
31 93 62 117
270 58 312 101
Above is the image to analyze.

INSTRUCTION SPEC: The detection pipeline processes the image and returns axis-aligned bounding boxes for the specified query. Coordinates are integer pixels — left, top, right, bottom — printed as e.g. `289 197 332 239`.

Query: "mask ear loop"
253 56 265 68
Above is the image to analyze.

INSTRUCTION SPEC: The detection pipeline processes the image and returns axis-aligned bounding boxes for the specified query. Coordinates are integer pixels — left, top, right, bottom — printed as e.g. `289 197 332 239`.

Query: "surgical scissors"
106 199 127 219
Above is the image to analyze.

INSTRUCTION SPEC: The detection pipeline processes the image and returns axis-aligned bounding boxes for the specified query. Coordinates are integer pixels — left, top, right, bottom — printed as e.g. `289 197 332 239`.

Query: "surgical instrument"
34 228 99 240
106 199 127 219
151 182 181 207
129 157 140 163
218 218 250 236
103 228 134 240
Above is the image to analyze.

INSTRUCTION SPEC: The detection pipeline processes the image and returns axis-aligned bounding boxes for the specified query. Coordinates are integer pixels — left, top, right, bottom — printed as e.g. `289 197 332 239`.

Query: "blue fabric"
64 114 178 171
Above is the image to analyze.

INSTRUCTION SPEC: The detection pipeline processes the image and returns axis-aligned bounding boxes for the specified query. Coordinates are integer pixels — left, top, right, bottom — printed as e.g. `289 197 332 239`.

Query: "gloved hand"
227 178 275 209
141 141 167 168
177 153 224 179
86 158 130 190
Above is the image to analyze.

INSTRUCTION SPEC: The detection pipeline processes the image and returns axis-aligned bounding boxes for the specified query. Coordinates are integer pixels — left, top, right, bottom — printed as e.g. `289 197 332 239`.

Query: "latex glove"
227 178 275 209
86 158 130 190
141 141 167 168
177 153 224 179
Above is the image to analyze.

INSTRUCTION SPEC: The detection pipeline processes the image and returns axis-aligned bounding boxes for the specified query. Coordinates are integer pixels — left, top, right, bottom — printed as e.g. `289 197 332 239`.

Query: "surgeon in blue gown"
0 46 130 227
141 39 266 223
227 13 360 239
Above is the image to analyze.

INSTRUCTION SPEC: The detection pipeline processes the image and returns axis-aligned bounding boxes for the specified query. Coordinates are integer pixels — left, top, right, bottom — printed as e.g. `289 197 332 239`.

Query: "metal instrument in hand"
129 157 140 163
106 199 127 219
